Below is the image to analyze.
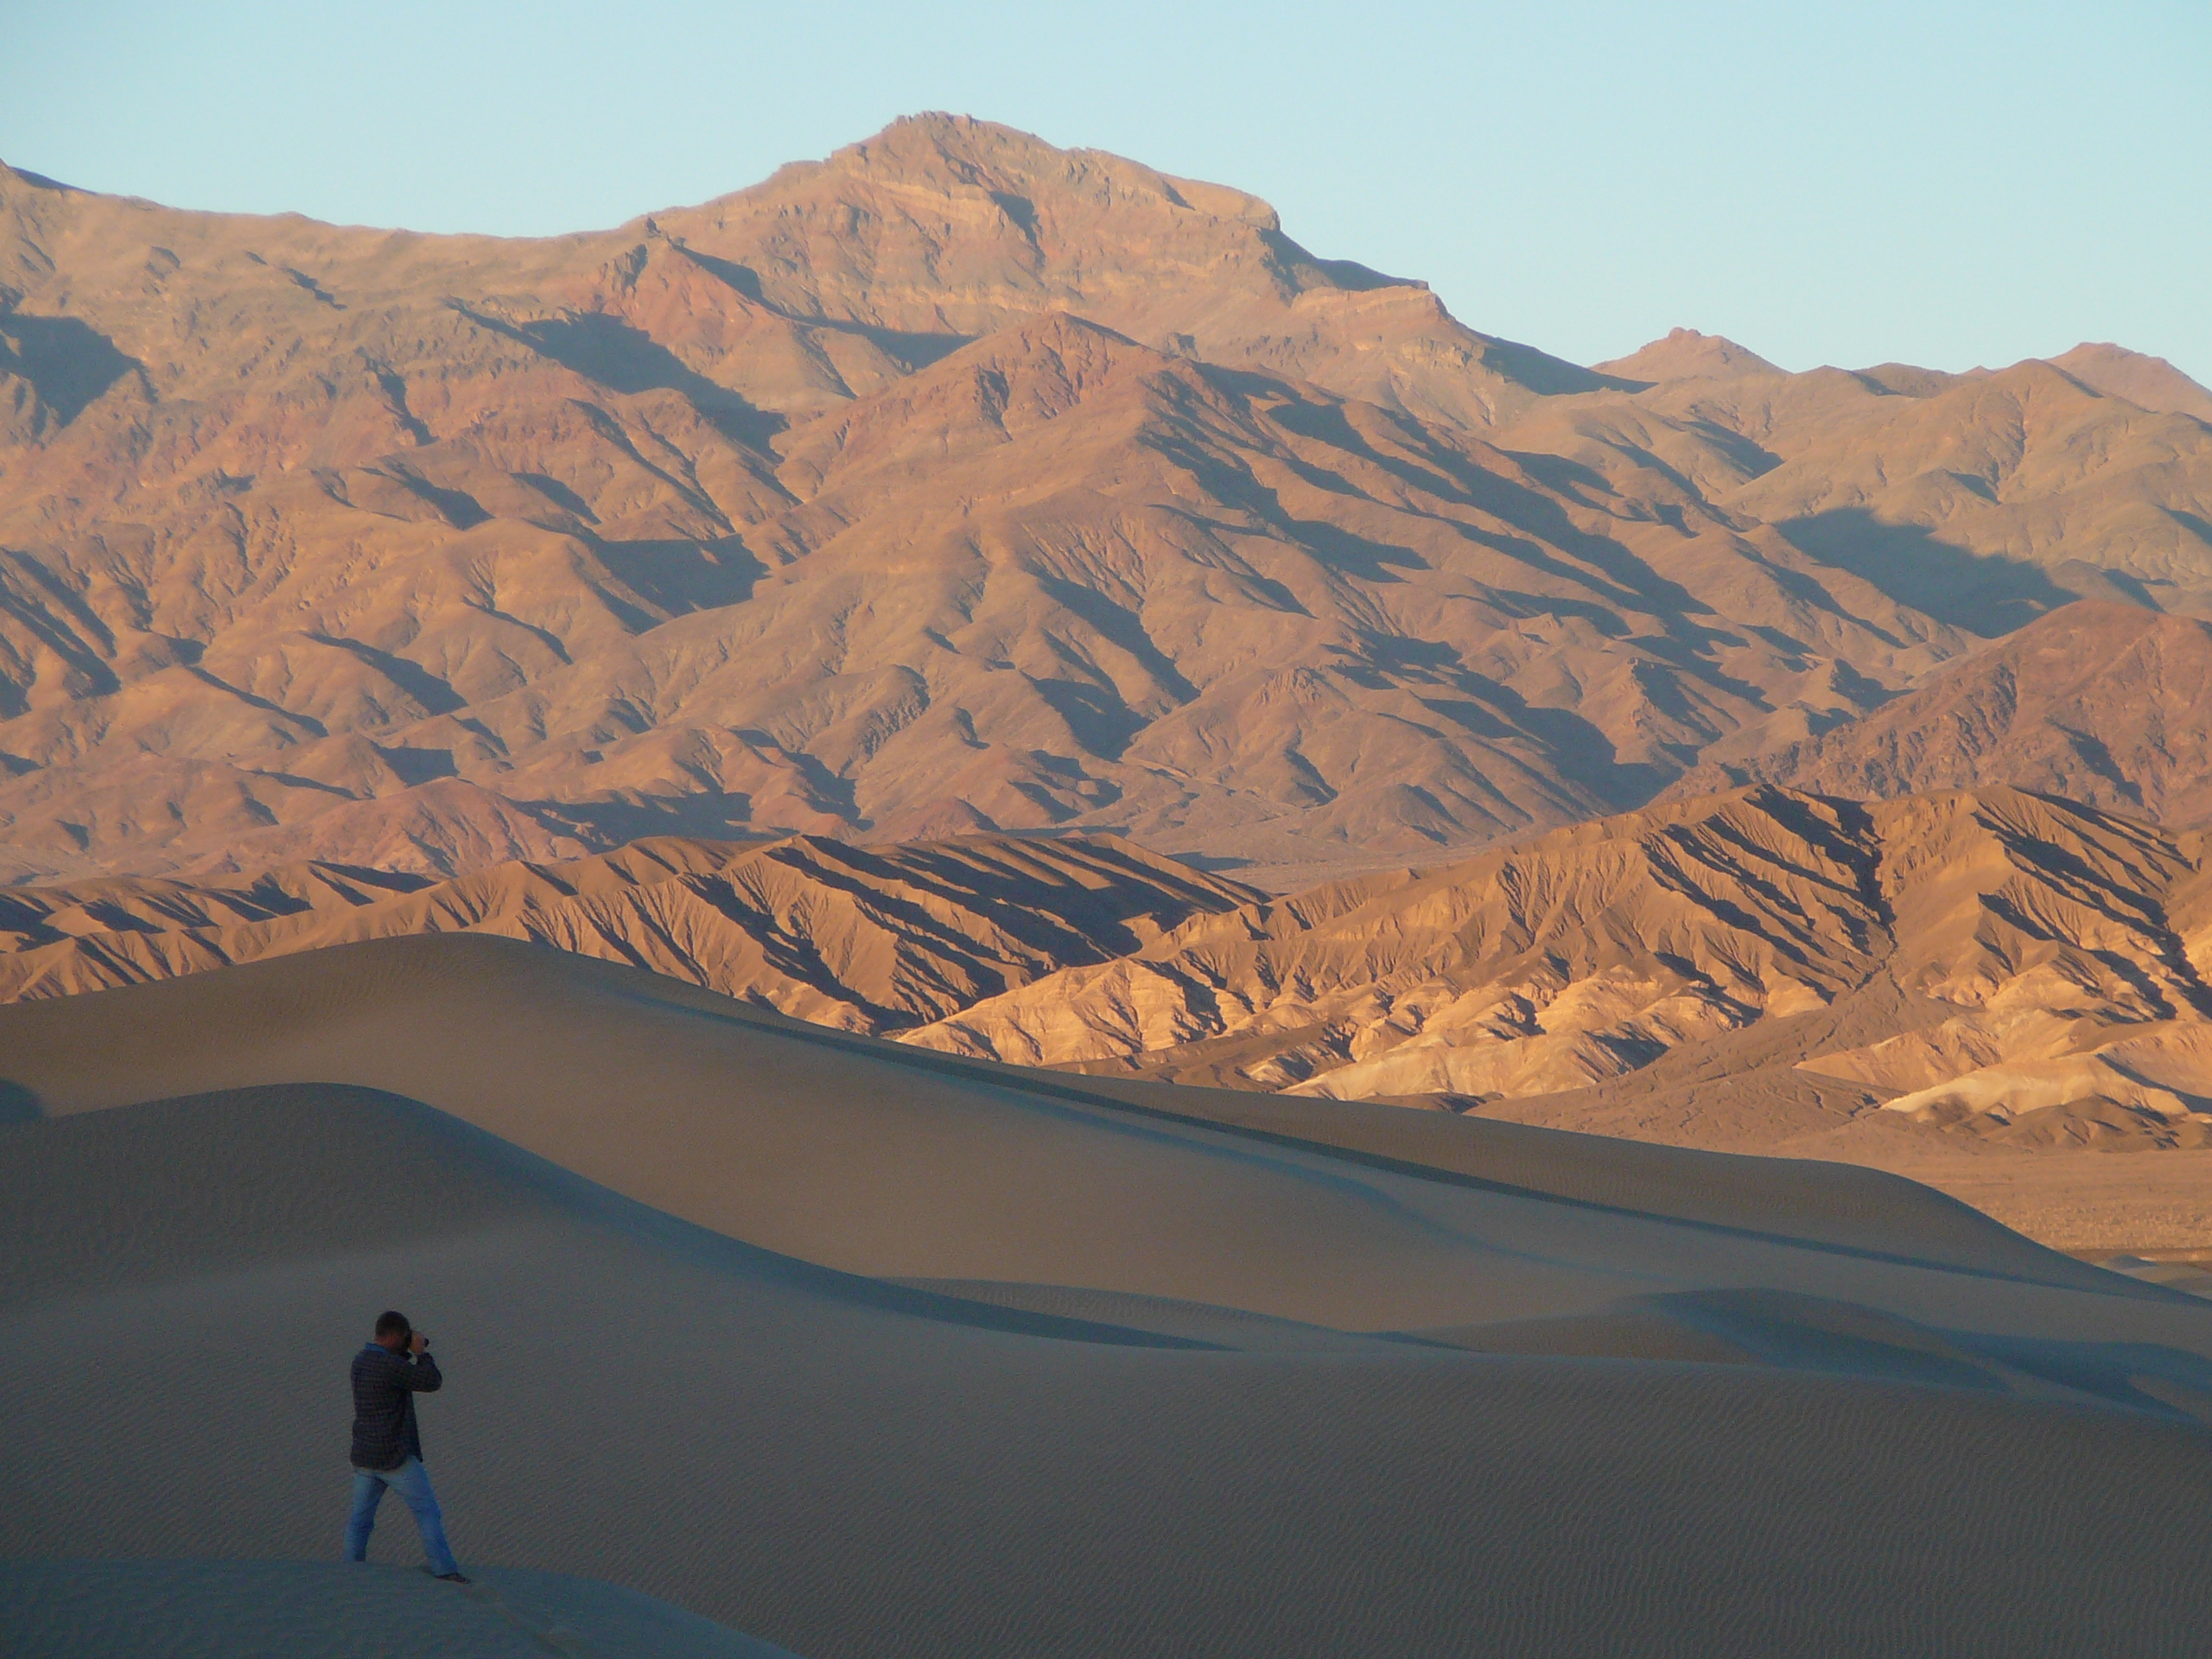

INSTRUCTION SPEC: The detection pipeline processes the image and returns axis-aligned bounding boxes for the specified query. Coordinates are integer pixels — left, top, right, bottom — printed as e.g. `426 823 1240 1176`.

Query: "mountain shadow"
592 536 766 617
0 314 141 425
676 247 975 372
453 303 785 451
1777 509 2079 636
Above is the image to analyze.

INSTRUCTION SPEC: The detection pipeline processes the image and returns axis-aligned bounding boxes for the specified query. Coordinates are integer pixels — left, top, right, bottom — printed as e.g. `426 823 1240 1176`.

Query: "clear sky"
6 0 2207 384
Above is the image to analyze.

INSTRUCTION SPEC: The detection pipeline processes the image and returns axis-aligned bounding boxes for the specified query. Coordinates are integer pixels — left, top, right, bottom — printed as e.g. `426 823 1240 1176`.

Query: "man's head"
373 1310 411 1351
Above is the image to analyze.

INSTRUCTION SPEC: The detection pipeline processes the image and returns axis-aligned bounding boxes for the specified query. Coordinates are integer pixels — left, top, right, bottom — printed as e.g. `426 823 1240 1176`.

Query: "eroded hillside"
904 787 2212 1151
4 119 2208 882
0 830 1259 1028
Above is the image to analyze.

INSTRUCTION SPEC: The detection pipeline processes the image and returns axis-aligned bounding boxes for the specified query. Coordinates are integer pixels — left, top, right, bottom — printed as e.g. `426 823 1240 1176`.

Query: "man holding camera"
344 1310 469 1583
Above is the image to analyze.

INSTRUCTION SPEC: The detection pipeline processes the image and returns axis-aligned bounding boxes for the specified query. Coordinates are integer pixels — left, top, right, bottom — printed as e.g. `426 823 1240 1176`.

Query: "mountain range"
6 115 2209 886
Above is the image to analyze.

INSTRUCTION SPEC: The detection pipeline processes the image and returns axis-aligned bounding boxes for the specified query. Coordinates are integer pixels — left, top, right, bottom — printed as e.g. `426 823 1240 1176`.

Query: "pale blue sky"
5 1 2207 383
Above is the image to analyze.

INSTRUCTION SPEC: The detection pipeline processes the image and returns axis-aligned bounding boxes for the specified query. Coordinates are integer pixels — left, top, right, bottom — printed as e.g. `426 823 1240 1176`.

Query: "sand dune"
5 937 2212 1654
12 933 2066 1323
1 1560 794 1659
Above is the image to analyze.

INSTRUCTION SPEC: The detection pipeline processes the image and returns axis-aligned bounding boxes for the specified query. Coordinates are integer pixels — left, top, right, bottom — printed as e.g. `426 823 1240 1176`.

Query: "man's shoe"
434 1571 473 1585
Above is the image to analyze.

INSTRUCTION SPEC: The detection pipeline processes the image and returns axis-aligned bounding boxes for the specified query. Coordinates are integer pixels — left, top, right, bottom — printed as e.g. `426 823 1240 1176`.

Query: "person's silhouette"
343 1310 467 1583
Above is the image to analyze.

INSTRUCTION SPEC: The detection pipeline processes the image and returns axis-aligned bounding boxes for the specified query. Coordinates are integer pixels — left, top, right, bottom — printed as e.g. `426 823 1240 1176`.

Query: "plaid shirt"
349 1343 442 1471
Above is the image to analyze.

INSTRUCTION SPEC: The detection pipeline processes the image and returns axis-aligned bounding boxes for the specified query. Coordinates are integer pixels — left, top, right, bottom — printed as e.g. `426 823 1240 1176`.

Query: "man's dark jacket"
350 1344 442 1471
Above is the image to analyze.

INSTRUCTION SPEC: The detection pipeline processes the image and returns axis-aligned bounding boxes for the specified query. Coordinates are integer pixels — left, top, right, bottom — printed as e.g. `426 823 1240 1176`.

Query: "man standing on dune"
345 1310 469 1584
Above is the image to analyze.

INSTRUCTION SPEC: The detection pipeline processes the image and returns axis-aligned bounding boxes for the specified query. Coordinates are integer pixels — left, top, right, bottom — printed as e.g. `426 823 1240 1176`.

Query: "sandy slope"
5 937 2212 1654
0 1561 794 1659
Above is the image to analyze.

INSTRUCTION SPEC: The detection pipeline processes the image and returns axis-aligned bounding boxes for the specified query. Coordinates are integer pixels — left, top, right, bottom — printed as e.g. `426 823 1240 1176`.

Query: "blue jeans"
345 1456 459 1577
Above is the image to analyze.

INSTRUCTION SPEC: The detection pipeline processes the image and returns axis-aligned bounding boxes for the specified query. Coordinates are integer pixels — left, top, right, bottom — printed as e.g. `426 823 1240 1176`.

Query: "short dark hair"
374 1310 411 1339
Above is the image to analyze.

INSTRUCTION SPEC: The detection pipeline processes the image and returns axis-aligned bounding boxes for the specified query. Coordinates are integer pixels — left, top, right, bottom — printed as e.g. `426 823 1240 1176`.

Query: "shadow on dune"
1433 1286 2212 1426
0 1085 1218 1351
0 1559 798 1659
0 1077 36 1124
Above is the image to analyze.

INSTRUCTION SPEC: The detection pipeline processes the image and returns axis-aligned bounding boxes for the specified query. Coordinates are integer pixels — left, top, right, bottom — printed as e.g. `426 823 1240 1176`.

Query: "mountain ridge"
901 783 2212 1156
0 827 1261 1027
3 115 2209 885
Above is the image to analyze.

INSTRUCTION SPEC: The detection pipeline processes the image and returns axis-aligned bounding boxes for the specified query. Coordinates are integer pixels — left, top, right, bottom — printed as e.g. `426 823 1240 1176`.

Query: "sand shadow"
1426 1285 2212 1422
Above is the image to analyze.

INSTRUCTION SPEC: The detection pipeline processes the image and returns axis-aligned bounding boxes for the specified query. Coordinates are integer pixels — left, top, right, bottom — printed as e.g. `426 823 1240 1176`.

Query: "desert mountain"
0 829 1256 1027
1673 601 2212 823
2 118 2209 885
1522 341 2212 634
2049 341 2212 423
1592 327 1785 384
906 785 2212 1155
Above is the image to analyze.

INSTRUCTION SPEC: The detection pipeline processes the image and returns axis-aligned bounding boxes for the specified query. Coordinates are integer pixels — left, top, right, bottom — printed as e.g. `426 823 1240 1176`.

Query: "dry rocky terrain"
1670 601 2212 823
0 830 1255 1029
906 786 2212 1154
5 118 2209 884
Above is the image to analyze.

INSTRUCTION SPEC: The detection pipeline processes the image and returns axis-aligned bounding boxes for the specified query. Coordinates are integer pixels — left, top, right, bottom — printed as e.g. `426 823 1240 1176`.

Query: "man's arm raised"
398 1334 442 1392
